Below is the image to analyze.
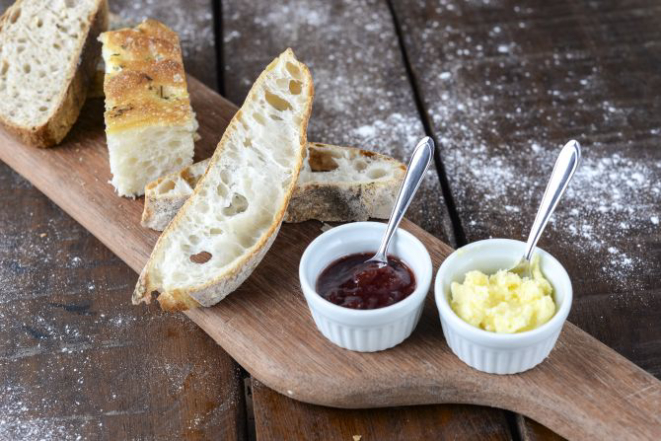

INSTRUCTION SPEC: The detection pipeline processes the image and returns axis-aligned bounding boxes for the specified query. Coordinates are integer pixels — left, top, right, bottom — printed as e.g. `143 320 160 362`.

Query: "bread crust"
141 191 188 231
133 48 314 311
0 0 108 148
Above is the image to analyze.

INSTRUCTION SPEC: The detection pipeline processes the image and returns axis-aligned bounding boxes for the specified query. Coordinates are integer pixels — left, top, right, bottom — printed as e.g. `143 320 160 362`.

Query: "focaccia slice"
100 19 197 197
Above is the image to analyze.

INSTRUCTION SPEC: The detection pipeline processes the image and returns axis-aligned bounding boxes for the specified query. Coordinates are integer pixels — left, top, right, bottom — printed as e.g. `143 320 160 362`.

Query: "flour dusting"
399 0 661 290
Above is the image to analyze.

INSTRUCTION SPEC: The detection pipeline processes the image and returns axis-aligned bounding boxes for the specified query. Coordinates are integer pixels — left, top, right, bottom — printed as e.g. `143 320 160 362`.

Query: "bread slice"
0 0 108 147
133 48 314 311
100 19 197 197
287 142 406 222
140 156 210 231
141 142 406 230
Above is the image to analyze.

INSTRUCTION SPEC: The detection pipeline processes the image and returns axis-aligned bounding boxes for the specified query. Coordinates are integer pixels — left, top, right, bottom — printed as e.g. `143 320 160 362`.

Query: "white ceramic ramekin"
435 239 572 374
299 222 432 352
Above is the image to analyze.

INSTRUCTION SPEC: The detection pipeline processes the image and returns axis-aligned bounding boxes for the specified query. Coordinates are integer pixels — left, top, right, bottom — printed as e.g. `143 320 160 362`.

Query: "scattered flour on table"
447 143 661 285
0 408 74 441
429 66 661 288
399 1 661 290
0 170 239 439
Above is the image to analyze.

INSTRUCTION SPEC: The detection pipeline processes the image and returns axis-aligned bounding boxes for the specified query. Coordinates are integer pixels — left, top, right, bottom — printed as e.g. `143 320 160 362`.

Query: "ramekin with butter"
450 256 556 334
434 239 572 374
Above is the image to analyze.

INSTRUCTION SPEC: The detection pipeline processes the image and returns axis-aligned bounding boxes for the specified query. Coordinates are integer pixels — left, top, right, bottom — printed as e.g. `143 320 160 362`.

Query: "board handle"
486 323 661 440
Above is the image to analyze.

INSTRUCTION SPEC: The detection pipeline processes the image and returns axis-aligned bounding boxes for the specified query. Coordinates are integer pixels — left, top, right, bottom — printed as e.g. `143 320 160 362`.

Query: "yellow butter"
450 256 555 333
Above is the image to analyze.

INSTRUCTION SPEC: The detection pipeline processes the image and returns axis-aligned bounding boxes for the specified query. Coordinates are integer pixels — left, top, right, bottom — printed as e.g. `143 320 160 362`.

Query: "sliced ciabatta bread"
287 142 406 222
141 142 406 230
0 0 108 147
133 48 314 311
100 19 197 197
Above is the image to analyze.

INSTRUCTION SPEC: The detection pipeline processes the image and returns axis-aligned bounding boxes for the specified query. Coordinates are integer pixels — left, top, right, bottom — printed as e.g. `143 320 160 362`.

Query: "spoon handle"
374 136 435 260
523 140 582 262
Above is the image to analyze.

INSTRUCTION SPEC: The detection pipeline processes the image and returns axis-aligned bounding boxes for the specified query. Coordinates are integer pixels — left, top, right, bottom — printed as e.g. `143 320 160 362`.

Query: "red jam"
315 253 416 310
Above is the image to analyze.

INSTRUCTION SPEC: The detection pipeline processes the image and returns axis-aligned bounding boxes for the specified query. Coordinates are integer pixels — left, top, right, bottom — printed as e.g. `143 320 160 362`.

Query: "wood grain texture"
389 0 661 437
251 380 511 441
0 77 659 441
221 0 455 242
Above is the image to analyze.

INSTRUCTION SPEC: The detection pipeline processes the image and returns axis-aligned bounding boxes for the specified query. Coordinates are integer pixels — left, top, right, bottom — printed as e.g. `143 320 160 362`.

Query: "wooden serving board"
1 77 659 441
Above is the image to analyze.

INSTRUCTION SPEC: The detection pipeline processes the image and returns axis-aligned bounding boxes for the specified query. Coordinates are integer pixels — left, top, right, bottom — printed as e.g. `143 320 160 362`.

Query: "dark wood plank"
0 1 245 439
251 380 511 441
389 0 661 437
219 0 510 438
0 161 246 440
221 0 455 243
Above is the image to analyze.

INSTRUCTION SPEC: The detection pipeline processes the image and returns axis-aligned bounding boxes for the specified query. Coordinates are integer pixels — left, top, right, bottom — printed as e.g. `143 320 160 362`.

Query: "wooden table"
1 0 659 439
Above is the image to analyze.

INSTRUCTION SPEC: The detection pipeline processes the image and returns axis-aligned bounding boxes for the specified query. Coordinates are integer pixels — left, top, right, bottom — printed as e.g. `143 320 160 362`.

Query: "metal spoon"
510 140 582 278
366 136 435 267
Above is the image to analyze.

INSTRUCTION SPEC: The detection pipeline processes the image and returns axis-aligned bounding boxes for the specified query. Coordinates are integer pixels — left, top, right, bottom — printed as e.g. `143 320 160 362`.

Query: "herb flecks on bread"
0 0 108 147
100 19 197 197
141 143 406 230
133 48 314 311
